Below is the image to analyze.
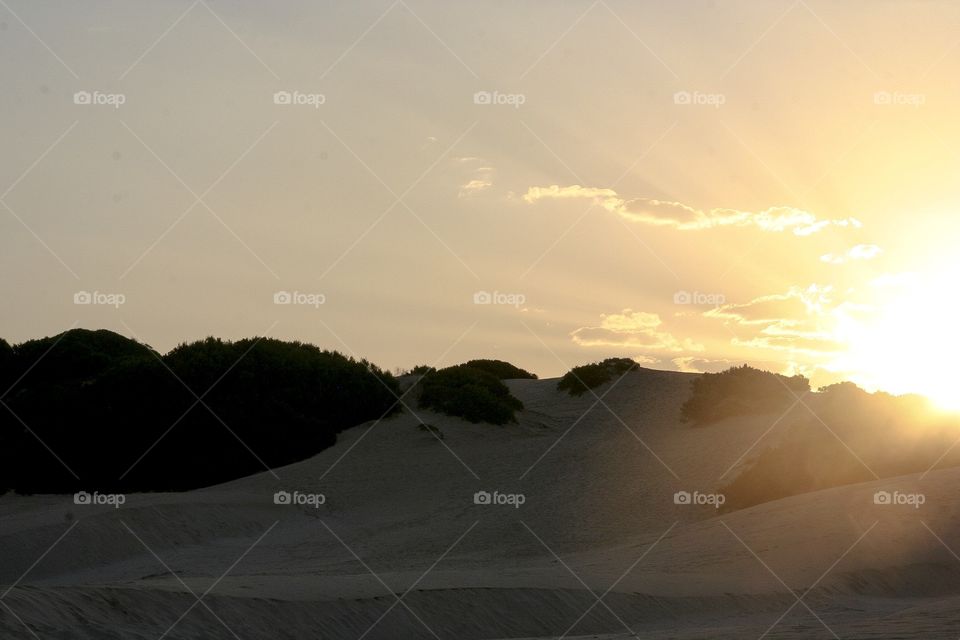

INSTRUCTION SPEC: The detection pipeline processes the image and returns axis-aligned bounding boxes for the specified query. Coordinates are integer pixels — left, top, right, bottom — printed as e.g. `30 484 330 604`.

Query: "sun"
836 263 960 410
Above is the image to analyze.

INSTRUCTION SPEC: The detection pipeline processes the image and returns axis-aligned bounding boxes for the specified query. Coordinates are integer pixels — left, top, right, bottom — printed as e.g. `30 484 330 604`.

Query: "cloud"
523 185 860 234
571 310 704 352
672 356 742 373
457 158 494 198
459 178 492 196
523 185 617 202
732 333 845 356
705 285 846 358
820 244 883 264
705 285 833 325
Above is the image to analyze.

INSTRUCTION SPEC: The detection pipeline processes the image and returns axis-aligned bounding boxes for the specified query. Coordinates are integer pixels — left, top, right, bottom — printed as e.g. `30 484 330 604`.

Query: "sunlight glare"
839 263 960 410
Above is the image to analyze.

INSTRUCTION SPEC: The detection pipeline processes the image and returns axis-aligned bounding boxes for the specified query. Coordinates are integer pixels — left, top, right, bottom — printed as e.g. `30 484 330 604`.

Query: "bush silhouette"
0 330 400 494
417 364 523 424
557 358 640 396
0 338 14 388
817 381 871 402
460 359 537 380
403 364 436 377
681 365 810 425
3 328 156 389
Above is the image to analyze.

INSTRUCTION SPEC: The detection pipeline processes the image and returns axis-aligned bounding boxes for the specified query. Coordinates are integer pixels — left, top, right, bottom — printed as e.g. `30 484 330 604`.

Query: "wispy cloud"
706 285 846 358
459 178 492 197
820 244 883 264
523 185 861 234
705 285 834 325
456 157 494 198
571 309 705 352
672 356 741 373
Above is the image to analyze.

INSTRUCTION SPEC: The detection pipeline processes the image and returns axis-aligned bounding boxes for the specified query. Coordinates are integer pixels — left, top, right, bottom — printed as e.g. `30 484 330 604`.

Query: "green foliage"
557 358 640 396
417 365 523 424
0 329 400 494
681 365 810 425
460 359 537 380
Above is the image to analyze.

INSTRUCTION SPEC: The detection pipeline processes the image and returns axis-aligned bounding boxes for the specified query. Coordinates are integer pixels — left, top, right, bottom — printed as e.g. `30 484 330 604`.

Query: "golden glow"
837 263 960 410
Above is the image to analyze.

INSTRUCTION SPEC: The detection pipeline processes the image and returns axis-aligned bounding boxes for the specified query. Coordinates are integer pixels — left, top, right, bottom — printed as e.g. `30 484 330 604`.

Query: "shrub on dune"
0 330 400 494
459 359 537 380
0 338 14 387
3 328 157 389
417 364 523 424
403 364 436 377
681 365 810 425
557 358 641 396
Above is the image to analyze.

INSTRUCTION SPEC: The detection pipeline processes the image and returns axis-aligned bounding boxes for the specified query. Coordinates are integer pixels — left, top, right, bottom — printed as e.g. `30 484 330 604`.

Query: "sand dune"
3 369 960 638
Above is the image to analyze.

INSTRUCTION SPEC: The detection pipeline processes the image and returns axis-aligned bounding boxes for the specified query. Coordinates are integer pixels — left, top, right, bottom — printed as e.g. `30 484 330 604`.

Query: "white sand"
3 368 960 638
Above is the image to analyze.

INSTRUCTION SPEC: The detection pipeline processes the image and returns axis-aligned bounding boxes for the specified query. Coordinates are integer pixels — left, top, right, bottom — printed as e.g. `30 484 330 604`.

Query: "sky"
1 0 959 404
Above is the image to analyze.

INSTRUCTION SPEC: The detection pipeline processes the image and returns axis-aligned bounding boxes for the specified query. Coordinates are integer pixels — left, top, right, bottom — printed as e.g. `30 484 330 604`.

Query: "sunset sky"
2 1 959 404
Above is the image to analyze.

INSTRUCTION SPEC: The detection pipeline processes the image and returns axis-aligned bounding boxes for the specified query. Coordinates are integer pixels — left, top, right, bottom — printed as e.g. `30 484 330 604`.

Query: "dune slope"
3 369 960 638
